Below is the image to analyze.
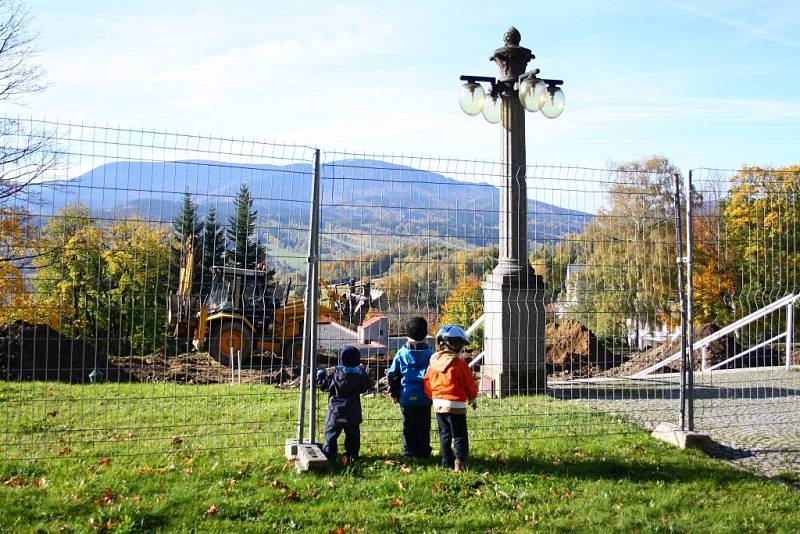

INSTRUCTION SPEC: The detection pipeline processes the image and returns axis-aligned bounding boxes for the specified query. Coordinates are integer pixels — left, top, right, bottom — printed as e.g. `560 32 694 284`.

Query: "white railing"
466 314 485 369
630 293 799 378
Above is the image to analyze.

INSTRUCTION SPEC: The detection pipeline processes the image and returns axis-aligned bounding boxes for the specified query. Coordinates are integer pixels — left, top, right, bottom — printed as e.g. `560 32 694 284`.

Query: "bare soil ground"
2 320 788 385
545 319 622 379
0 321 127 383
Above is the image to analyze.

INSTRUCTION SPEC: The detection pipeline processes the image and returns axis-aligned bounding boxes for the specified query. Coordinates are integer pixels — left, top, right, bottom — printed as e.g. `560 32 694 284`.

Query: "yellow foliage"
0 209 64 327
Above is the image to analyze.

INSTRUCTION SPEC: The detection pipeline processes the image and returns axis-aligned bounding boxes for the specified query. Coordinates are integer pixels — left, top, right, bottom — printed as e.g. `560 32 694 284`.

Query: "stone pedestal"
481 267 547 396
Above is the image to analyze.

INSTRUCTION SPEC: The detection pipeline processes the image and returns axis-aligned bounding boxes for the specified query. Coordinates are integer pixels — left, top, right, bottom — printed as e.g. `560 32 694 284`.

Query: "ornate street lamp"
459 28 565 122
458 27 564 396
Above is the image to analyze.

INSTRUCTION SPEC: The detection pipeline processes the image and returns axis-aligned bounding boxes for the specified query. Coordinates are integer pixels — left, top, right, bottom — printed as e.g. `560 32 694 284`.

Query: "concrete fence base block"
284 438 299 460
651 422 711 450
295 443 329 473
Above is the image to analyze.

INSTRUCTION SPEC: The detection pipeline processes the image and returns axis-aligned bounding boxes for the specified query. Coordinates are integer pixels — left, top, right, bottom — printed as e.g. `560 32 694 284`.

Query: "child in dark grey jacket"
316 345 372 465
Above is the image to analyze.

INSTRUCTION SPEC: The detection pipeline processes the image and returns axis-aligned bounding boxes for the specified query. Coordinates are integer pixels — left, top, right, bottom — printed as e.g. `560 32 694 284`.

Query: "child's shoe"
454 459 465 472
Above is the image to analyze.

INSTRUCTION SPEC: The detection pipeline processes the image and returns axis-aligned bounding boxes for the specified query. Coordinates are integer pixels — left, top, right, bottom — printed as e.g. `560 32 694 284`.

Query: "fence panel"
311 153 686 450
0 118 317 459
688 167 800 452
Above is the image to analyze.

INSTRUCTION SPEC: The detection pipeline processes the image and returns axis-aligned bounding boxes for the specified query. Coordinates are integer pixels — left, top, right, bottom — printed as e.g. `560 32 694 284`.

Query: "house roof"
360 315 386 328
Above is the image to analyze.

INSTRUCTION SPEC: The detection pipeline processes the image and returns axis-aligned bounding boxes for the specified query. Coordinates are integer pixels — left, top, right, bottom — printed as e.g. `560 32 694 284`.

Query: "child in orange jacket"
423 324 478 471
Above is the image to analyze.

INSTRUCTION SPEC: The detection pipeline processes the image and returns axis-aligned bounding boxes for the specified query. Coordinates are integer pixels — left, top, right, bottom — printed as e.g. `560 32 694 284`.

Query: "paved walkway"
550 367 800 480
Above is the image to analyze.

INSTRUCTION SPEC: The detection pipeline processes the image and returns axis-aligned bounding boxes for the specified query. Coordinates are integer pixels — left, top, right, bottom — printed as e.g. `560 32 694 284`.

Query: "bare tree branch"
0 2 55 207
0 0 44 102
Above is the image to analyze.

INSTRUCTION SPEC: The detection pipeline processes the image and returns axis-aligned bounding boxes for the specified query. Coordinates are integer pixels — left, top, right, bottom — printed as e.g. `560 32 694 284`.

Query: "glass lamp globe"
482 94 502 124
458 82 486 116
541 88 565 119
519 79 547 112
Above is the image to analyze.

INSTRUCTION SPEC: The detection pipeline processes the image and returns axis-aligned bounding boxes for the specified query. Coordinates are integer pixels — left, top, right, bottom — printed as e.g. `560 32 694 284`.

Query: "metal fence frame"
1 118 798 460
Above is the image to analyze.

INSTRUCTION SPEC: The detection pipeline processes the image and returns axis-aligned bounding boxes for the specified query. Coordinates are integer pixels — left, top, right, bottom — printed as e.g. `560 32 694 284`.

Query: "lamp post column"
481 27 547 396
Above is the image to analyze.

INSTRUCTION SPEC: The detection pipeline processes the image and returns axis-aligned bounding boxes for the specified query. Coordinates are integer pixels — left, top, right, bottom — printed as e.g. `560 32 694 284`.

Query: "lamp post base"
481 267 547 397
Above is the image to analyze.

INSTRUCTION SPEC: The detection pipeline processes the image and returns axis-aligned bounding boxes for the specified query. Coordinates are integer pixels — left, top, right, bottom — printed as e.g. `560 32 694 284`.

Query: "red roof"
360 315 386 328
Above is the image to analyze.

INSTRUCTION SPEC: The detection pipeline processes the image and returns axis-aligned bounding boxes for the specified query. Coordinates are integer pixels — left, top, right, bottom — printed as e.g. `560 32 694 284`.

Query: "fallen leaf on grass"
390 498 403 507
93 488 116 506
205 504 218 516
3 476 24 487
497 490 511 500
58 447 71 456
98 457 112 467
31 478 47 488
383 460 399 466
660 516 669 526
271 480 289 490
400 466 412 474
397 481 406 491
138 466 173 475
286 491 300 501
326 479 336 489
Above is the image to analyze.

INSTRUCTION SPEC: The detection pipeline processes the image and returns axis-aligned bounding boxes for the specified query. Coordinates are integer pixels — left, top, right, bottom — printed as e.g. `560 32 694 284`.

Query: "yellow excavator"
167 243 386 366
167 242 305 365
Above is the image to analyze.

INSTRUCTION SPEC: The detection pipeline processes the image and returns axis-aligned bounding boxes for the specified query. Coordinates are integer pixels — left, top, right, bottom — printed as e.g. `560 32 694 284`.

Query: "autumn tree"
0 208 62 325
721 165 800 316
440 262 483 351
690 183 737 325
566 156 681 339
103 217 171 354
35 208 109 341
36 205 172 354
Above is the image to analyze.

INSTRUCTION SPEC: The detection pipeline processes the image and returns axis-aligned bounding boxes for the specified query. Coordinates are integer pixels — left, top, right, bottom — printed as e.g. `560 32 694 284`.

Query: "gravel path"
550 367 800 480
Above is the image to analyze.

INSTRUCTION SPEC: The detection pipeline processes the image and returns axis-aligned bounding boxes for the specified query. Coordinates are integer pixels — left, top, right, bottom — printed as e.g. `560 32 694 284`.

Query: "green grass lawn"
1 382 799 533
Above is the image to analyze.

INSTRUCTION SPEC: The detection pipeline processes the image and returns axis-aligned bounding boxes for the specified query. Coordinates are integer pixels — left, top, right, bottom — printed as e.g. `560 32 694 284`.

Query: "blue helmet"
436 324 469 345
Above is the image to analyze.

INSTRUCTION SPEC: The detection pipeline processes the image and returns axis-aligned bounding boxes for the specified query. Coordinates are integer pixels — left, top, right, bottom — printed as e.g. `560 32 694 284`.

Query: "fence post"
307 149 322 443
787 303 794 369
674 173 688 431
685 170 695 430
296 149 322 444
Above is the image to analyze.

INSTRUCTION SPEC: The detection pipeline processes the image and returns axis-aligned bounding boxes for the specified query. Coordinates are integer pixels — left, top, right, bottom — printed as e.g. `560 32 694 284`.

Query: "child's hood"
403 341 430 366
429 351 457 373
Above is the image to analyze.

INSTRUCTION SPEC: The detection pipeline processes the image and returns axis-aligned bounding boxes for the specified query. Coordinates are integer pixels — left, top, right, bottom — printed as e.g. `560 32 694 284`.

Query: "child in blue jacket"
386 316 434 458
316 345 372 465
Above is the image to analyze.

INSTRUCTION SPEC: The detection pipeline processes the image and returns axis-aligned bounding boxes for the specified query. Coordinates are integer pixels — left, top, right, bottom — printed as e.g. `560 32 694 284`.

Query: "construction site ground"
1 319 791 386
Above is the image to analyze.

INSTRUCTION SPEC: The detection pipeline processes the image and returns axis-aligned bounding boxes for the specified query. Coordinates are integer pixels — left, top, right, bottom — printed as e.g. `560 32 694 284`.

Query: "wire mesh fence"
1 117 798 461
1 118 317 459
686 167 800 451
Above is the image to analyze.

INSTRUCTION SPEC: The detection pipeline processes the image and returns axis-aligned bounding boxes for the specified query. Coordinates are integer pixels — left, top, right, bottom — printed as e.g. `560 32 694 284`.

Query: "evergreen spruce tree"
199 206 226 296
227 182 266 270
172 191 202 293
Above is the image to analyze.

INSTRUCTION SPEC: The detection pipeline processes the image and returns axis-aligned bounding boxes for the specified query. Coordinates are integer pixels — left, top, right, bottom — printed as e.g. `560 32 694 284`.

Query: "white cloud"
661 0 800 49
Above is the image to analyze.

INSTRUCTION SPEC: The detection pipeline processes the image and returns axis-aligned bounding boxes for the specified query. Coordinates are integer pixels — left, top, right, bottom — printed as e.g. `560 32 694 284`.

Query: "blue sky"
8 0 800 171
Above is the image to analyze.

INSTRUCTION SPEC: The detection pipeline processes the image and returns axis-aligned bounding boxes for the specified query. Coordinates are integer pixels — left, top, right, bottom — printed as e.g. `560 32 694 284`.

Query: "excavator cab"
197 266 303 366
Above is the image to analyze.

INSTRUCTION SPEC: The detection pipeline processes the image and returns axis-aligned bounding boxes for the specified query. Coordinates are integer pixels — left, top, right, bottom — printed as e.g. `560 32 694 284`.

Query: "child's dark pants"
435 412 468 467
401 406 432 458
323 422 360 461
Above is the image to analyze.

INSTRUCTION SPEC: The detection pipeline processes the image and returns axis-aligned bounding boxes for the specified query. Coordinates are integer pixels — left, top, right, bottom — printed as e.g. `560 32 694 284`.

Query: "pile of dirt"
545 319 621 379
108 353 306 386
0 321 126 383
603 323 745 377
